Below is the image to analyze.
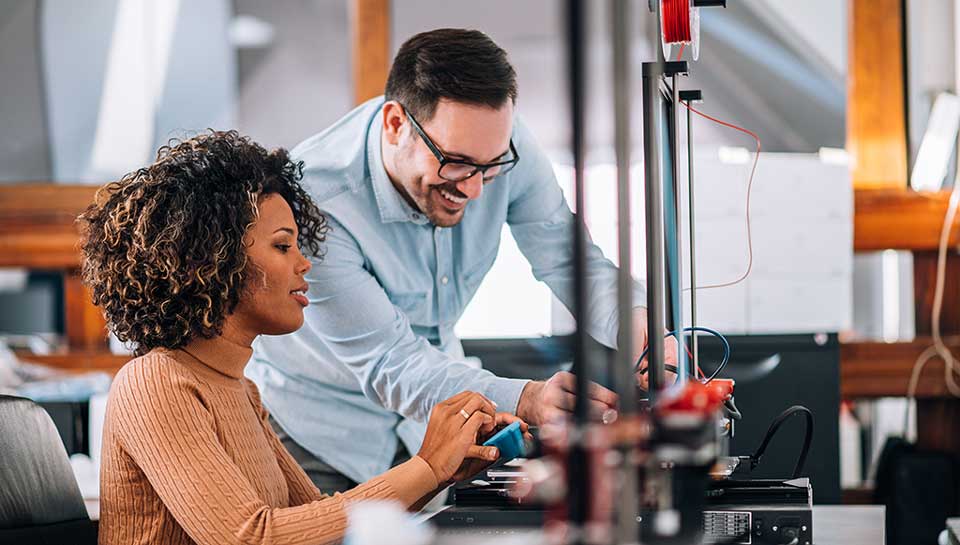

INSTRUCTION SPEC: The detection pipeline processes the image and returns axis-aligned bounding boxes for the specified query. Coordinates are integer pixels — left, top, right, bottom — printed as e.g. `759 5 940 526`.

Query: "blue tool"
482 421 526 462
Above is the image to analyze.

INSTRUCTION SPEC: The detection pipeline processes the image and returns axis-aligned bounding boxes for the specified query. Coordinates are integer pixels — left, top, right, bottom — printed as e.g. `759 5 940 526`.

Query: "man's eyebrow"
273 227 295 235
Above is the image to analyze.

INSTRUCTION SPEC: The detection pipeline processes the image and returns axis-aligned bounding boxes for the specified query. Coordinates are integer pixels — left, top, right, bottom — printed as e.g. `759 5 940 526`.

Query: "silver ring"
459 409 472 420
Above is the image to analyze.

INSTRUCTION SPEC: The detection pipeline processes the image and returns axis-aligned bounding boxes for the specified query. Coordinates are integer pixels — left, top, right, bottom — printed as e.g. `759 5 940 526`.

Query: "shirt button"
441 276 449 285
412 213 421 220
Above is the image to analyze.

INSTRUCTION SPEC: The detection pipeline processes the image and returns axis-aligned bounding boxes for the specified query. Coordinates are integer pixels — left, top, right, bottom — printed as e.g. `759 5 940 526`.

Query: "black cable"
634 326 730 382
749 405 813 479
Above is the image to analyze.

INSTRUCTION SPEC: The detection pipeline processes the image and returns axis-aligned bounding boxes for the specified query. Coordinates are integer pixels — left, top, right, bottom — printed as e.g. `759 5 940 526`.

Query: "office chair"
0 394 97 544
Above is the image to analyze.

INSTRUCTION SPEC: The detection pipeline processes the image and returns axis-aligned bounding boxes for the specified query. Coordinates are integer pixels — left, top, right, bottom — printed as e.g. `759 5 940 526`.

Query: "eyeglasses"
404 109 520 183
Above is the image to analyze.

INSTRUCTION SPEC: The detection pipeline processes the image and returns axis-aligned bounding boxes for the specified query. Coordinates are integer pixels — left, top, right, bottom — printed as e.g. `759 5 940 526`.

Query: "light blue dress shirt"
247 97 643 483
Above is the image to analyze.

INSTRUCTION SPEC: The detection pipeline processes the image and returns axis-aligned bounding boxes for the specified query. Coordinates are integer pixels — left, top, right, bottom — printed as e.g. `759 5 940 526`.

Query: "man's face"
387 99 514 227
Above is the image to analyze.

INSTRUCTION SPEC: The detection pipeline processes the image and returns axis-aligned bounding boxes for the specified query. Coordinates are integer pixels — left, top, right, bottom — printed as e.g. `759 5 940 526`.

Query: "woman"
80 130 525 545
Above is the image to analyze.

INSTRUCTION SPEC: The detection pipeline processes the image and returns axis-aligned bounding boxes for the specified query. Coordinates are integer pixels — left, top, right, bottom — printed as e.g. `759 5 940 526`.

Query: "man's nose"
457 171 483 200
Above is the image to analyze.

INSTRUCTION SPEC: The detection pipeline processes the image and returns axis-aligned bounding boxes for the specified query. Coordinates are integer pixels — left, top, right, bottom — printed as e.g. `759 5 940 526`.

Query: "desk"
434 505 885 545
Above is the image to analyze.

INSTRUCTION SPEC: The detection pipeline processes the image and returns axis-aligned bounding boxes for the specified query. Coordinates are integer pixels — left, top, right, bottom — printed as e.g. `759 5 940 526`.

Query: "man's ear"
382 101 405 146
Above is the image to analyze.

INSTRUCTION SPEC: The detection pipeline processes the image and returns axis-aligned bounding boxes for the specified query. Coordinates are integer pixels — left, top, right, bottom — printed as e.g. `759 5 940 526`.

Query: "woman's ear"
382 101 406 146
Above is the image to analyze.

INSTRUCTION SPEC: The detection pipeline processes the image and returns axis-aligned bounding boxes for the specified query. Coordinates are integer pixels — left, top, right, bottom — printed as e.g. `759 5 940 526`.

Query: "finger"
441 391 472 407
461 394 497 419
494 413 529 433
587 382 619 408
663 336 680 365
461 411 492 439
552 371 577 393
465 444 500 461
478 415 496 437
589 398 613 416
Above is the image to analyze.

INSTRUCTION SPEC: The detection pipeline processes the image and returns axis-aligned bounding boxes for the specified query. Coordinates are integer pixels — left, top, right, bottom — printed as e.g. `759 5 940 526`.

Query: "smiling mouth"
290 285 309 306
435 186 468 210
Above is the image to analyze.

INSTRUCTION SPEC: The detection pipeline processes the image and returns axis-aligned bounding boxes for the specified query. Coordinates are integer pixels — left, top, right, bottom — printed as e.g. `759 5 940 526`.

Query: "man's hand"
516 371 619 426
630 307 680 390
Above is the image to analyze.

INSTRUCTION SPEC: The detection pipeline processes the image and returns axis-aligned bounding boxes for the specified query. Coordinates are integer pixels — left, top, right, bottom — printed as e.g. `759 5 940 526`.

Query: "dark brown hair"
78 130 327 355
385 28 518 121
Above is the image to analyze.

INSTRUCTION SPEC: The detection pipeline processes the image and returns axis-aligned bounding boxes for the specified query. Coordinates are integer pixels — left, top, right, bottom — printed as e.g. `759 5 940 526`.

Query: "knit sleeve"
109 356 436 545
243 379 441 509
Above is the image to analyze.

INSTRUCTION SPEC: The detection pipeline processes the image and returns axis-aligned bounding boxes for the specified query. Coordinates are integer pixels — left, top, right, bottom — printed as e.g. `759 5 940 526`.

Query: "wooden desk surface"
434 505 885 545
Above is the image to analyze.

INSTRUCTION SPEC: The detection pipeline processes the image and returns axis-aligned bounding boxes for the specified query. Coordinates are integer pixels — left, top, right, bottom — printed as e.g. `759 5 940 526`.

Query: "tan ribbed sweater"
98 335 439 545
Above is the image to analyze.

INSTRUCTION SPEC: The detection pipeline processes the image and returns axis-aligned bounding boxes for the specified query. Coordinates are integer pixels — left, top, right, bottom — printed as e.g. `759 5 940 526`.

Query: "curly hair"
78 130 328 355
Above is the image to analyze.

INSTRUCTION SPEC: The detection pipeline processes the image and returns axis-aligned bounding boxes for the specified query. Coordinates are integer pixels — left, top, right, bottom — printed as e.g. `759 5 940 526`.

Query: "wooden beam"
840 338 960 398
0 183 100 217
847 0 908 189
0 184 100 268
854 188 959 251
350 0 391 105
63 271 108 350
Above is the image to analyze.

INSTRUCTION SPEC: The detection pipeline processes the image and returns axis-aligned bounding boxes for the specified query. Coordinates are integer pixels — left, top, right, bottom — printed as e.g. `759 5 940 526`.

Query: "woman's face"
230 193 312 339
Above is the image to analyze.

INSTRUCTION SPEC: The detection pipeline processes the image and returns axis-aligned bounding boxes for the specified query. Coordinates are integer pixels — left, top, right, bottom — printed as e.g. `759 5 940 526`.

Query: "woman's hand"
449 413 532 482
417 391 502 484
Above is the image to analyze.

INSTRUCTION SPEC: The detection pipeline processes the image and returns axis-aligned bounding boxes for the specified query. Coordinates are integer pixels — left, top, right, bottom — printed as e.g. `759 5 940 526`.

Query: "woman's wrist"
379 456 441 508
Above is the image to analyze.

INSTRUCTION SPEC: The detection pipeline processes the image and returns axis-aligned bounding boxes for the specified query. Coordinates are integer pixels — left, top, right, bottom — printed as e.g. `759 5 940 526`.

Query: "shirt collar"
178 335 254 380
367 106 431 226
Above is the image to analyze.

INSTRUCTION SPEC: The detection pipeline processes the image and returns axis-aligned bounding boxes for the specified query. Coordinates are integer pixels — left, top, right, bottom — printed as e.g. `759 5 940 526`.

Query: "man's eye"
275 244 291 253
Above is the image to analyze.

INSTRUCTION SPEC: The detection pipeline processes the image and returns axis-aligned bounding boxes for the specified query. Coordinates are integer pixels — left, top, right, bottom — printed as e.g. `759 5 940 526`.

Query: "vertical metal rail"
641 61 666 397
687 101 700 372
642 0 667 397
564 1 590 541
668 75 688 384
659 75 689 386
612 0 636 424
611 0 639 542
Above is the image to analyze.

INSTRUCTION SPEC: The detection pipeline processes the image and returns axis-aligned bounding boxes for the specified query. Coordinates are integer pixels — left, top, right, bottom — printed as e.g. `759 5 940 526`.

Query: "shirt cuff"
483 377 530 415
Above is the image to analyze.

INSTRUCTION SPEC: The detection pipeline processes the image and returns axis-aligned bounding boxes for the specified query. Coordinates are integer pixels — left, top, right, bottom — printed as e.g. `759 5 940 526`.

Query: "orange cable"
681 101 761 291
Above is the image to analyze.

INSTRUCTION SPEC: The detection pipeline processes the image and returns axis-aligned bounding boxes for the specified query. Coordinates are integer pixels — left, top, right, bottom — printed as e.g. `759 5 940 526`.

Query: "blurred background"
1 0 959 522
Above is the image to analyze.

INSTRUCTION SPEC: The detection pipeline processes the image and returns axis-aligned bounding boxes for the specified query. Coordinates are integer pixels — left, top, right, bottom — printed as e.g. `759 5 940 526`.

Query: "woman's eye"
275 244 291 253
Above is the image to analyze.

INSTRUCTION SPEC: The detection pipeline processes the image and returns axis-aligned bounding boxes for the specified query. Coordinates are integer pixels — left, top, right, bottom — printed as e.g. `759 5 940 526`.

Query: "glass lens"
439 162 478 181
482 160 517 181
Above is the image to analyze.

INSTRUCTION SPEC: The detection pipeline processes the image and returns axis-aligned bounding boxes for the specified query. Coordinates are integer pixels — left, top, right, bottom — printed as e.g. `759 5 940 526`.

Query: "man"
248 28 670 492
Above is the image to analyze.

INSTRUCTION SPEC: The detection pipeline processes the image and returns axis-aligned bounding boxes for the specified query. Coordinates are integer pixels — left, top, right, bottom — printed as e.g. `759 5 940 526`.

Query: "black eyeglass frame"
404 109 520 182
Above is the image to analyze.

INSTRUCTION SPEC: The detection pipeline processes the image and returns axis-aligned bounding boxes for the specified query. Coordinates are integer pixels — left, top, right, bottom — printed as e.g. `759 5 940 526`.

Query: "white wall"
458 152 853 339
41 0 236 182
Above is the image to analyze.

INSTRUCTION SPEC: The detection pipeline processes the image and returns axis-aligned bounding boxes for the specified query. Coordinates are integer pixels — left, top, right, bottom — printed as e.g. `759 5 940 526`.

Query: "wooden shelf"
15 349 128 375
854 188 959 252
840 338 960 398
